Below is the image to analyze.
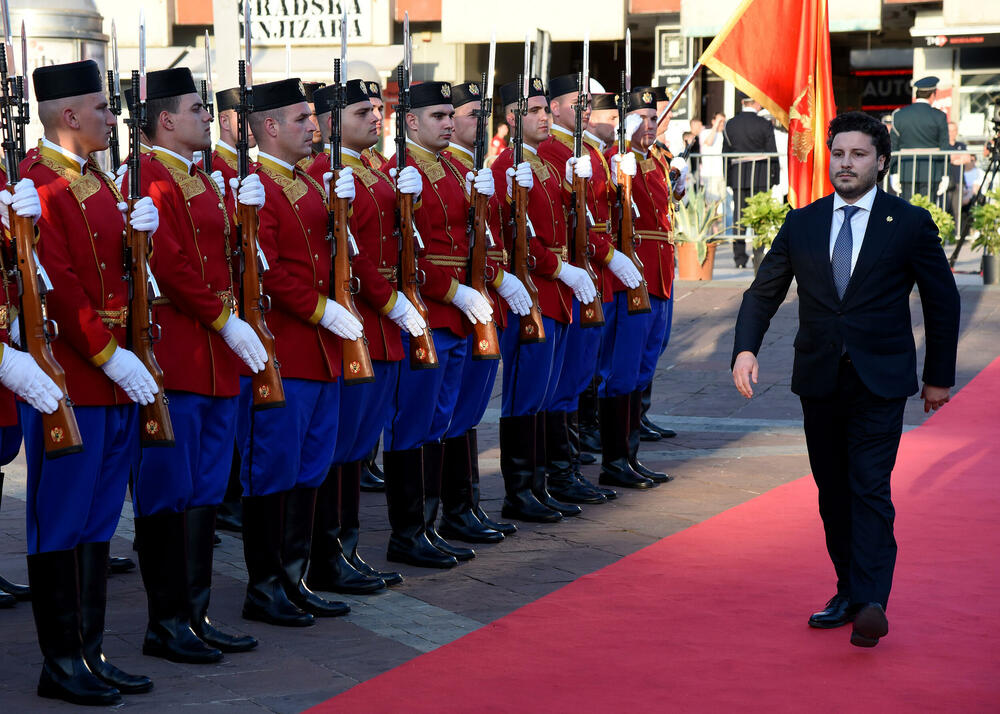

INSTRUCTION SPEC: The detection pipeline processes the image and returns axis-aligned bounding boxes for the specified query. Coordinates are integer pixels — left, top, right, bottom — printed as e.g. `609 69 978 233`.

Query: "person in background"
488 123 509 165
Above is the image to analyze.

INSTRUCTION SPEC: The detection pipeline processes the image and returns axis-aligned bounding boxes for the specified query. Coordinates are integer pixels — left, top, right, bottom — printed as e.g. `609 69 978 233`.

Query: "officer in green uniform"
890 76 950 199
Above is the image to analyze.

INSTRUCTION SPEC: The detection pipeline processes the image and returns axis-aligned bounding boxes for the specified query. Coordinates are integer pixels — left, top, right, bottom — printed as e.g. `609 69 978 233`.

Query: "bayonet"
0 0 12 76
203 30 214 112
625 28 631 94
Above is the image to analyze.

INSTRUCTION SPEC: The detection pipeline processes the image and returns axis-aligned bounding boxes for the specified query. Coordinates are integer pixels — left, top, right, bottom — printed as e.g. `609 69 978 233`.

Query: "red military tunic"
308 149 404 362
253 153 341 382
620 147 674 300
22 143 131 406
491 145 573 324
211 141 240 187
384 141 472 339
0 167 16 425
137 149 242 396
538 126 617 302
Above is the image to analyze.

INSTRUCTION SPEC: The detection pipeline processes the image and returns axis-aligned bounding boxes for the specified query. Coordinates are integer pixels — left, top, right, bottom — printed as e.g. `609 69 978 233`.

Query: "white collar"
406 138 440 159
914 98 930 105
256 151 295 172
341 146 362 160
523 143 538 156
551 124 573 139
741 107 758 113
833 184 877 212
40 137 87 170
152 145 193 170
216 139 237 154
583 129 605 152
447 142 474 160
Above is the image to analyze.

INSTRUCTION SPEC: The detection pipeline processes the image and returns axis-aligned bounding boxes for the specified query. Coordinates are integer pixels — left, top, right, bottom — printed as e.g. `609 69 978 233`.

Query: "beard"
831 164 878 200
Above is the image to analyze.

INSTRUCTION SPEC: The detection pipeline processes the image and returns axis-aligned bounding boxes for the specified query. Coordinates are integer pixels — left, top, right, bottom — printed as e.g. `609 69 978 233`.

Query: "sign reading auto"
240 0 372 44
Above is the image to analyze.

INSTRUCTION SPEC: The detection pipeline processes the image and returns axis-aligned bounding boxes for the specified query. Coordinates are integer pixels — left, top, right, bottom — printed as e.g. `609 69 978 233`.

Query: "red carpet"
314 359 1000 713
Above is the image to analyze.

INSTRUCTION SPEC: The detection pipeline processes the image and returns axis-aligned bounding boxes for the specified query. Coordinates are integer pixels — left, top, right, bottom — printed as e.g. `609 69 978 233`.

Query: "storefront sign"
241 0 372 45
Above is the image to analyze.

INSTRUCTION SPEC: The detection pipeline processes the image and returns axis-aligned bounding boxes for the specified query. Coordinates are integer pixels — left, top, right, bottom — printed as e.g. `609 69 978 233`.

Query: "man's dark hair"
827 110 891 181
142 95 182 140
915 88 935 100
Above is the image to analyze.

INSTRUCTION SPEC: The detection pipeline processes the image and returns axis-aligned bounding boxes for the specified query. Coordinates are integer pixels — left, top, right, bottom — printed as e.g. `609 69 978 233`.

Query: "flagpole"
656 62 701 130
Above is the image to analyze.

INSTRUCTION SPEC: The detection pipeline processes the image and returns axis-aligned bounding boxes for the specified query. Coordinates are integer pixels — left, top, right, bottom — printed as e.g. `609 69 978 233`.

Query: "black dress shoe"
0 574 31 600
642 415 676 438
386 533 459 569
808 593 856 629
850 603 889 648
629 459 673 483
108 556 135 574
427 531 476 561
639 421 663 442
438 513 505 544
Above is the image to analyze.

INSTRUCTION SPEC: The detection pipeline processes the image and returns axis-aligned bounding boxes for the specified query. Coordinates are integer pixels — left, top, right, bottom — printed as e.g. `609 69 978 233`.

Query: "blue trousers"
638 295 671 391
597 291 655 398
0 423 22 466
444 334 501 438
21 403 137 555
384 330 467 451
335 360 396 465
549 301 603 412
240 377 340 496
133 392 238 517
500 314 569 417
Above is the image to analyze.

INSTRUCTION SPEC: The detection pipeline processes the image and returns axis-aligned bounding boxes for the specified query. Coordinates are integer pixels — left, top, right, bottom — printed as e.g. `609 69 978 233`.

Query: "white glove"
610 153 637 186
506 161 534 197
936 175 950 197
770 184 784 202
557 262 598 304
211 170 226 196
889 175 901 194
624 113 642 140
495 271 532 317
8 316 18 346
319 300 364 341
334 166 355 201
467 168 495 197
386 293 426 337
0 178 42 230
117 196 159 235
229 174 266 208
608 250 641 289
219 314 267 373
0 346 62 414
564 155 592 183
670 158 689 187
450 284 493 325
390 166 422 198
100 347 158 405
114 164 127 193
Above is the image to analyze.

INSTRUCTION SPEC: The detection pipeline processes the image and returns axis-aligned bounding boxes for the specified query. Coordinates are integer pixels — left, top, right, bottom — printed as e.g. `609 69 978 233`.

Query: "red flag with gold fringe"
698 0 835 208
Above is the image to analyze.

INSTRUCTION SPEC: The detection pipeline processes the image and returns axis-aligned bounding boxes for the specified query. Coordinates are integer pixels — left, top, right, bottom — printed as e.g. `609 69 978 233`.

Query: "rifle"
200 30 214 170
570 37 604 329
124 19 174 447
510 35 545 343
107 20 122 170
394 12 438 370
616 29 651 316
0 26 82 458
235 0 285 409
328 12 374 385
465 37 500 361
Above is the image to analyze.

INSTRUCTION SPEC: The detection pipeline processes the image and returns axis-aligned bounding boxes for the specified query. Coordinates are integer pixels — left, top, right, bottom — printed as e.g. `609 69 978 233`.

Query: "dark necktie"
832 205 860 299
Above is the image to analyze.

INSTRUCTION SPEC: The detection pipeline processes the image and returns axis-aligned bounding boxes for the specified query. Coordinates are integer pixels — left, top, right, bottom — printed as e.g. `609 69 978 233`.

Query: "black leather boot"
186 506 257 652
545 411 606 505
108 556 135 574
360 439 386 492
280 488 350 617
0 473 30 601
628 390 671 483
27 549 122 706
423 441 476 560
500 415 562 523
135 511 223 663
384 447 458 568
599 395 656 489
578 376 602 454
339 462 403 585
306 464 385 594
439 431 504 544
217 444 245 533
467 428 516 535
242 492 314 627
78 542 153 693
641 382 676 438
533 413 582 517
568 410 616 500
341 528 403 586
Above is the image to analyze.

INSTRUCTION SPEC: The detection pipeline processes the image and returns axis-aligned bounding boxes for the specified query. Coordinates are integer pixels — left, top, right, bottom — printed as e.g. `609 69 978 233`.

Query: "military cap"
450 81 484 109
548 73 581 100
409 81 452 109
33 60 104 102
124 88 136 115
499 76 546 108
216 87 241 112
251 78 307 113
365 81 382 100
313 80 370 116
146 68 198 101
912 76 939 90
302 81 326 102
590 93 617 111
649 86 669 102
629 87 657 112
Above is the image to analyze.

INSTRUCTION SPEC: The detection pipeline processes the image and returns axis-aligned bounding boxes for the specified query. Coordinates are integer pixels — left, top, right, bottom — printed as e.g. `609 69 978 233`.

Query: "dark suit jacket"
732 189 960 399
722 110 780 194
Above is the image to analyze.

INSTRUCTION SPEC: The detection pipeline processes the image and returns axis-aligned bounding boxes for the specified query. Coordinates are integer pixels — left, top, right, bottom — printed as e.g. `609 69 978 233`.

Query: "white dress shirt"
829 184 877 274
151 145 193 171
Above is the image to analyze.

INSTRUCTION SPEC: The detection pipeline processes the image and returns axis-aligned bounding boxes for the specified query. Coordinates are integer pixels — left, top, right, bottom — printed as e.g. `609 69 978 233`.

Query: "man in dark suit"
890 76 950 199
731 111 960 648
723 96 780 267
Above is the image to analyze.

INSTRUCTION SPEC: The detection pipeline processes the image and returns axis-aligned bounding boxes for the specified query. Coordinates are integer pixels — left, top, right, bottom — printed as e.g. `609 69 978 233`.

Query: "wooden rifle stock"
330 175 375 384
468 189 500 360
397 193 438 369
512 183 545 343
236 203 285 409
617 171 651 315
125 213 174 446
572 174 605 328
9 206 82 457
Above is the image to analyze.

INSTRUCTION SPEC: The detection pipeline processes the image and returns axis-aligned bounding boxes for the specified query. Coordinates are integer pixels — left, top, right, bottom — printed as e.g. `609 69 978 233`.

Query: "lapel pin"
886 216 894 222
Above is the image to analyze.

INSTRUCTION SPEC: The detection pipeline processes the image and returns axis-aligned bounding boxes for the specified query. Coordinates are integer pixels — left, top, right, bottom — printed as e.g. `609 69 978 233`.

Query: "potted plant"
739 190 790 273
971 186 1000 285
673 186 728 281
909 193 956 245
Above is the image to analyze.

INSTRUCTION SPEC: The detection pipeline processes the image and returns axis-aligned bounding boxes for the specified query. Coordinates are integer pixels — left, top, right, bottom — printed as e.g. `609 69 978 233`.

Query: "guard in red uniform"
238 78 362 627
23 59 161 705
492 77 598 523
